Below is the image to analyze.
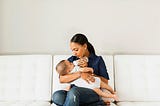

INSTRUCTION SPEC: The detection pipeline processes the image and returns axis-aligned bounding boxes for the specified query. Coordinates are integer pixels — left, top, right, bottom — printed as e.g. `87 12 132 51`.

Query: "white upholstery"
3 54 160 106
51 103 117 106
51 102 117 106
0 55 52 105
117 102 160 106
0 101 50 106
114 55 160 102
52 55 71 92
52 55 115 105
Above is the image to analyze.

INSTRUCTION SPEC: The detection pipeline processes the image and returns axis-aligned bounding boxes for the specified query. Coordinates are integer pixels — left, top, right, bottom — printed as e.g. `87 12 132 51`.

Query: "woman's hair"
70 33 95 54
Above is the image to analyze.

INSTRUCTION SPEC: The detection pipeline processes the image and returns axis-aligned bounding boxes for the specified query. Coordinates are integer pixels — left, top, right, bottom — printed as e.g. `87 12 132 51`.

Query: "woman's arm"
79 67 93 73
99 76 108 84
60 71 95 83
59 72 81 83
98 56 110 80
67 56 94 83
81 72 95 83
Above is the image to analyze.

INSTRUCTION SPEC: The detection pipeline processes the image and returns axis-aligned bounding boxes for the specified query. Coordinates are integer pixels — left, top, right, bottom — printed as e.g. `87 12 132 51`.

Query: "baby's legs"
93 88 116 99
100 80 114 94
100 81 119 101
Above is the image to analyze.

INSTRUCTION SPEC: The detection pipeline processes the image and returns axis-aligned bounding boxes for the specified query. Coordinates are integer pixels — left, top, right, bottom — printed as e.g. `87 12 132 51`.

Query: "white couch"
1 55 160 106
0 55 52 106
114 55 160 106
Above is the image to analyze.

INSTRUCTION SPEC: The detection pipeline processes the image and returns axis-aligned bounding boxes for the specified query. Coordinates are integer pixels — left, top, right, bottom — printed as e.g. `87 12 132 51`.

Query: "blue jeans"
52 86 105 106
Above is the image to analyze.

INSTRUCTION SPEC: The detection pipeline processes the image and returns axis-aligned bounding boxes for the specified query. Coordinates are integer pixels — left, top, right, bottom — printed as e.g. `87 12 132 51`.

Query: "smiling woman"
52 33 110 106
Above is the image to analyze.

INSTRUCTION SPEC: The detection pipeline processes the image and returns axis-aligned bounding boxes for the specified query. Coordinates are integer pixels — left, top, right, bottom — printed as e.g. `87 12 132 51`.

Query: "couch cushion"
114 55 160 101
117 102 160 106
0 55 52 101
51 101 117 106
52 55 114 92
0 101 50 106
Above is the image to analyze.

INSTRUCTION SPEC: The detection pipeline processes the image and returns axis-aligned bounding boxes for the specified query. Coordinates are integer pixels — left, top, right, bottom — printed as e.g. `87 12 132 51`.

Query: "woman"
52 33 110 106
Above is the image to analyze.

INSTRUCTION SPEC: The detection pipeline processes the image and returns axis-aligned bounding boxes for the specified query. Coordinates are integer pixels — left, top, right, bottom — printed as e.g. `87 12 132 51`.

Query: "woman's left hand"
81 72 95 83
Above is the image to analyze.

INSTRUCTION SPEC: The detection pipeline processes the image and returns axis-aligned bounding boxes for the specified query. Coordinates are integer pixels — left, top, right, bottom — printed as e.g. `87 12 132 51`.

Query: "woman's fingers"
77 59 88 67
81 73 95 83
88 75 95 82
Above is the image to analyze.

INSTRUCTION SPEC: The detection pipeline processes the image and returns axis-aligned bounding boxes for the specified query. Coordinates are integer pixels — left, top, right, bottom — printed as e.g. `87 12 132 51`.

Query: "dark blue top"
68 53 109 80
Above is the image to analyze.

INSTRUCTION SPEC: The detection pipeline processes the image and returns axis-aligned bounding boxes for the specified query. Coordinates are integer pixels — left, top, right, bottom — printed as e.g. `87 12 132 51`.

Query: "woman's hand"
79 67 93 73
81 72 95 83
77 58 88 67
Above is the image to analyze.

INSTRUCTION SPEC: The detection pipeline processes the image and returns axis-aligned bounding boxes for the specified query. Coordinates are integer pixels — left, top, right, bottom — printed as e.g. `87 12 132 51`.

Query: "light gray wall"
1 0 160 55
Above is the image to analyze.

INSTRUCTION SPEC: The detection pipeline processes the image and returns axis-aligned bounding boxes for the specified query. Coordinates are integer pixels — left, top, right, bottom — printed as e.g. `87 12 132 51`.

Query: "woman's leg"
85 99 106 106
52 90 67 106
63 86 104 106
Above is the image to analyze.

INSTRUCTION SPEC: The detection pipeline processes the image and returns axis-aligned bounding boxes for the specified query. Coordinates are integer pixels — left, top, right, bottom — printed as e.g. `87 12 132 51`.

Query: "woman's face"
70 42 87 58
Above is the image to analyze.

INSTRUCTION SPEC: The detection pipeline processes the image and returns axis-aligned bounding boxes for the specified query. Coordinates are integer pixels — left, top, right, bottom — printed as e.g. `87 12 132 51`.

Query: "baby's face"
65 60 74 73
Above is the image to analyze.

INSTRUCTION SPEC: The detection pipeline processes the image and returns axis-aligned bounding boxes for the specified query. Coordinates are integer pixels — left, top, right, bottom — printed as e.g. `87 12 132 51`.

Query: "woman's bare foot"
113 94 119 101
104 100 110 106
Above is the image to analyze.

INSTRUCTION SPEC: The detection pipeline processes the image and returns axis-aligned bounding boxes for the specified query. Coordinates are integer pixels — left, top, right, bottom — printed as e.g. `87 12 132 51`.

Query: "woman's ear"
83 44 87 50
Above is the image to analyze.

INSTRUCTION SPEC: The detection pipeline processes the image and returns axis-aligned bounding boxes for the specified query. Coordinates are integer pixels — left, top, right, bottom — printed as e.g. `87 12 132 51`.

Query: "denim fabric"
52 86 105 106
52 90 67 106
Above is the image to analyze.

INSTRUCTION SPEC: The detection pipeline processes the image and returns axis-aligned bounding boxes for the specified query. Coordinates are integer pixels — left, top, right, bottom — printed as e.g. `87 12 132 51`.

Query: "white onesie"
70 59 101 89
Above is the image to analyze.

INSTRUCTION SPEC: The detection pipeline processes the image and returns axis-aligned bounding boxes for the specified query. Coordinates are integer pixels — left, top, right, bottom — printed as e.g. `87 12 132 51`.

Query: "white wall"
1 0 160 55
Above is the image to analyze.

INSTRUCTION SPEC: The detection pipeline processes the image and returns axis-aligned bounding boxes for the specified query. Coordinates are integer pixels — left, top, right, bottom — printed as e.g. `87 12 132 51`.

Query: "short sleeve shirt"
68 53 109 80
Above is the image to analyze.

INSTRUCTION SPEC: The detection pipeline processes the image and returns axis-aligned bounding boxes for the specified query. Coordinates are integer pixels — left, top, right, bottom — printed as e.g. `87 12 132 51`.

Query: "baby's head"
56 60 73 76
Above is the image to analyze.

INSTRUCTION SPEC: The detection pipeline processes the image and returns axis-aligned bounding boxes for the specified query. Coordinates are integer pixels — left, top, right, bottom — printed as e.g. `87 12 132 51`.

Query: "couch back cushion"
52 55 114 93
114 55 160 101
0 55 52 101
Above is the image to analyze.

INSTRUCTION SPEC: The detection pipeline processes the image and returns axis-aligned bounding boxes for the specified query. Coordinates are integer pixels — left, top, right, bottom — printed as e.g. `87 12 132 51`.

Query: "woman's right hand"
77 58 88 67
81 72 95 83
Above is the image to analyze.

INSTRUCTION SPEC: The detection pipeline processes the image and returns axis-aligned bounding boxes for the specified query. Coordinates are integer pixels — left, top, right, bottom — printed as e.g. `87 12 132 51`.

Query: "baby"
56 58 118 101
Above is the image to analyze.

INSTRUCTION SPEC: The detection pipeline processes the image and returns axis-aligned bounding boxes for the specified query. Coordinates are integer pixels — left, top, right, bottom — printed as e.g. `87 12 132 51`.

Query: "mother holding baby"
52 33 110 106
